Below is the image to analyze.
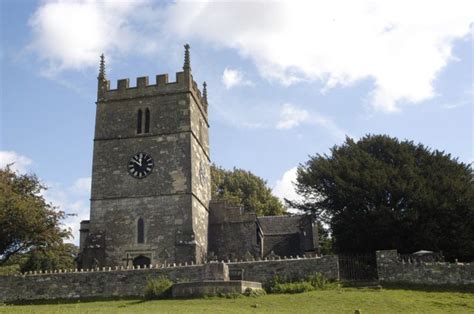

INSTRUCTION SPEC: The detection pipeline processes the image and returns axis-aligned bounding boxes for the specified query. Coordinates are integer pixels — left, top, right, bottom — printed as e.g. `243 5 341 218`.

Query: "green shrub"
268 273 337 294
271 281 315 294
144 277 173 300
267 274 284 290
244 287 267 297
0 264 21 276
307 272 328 289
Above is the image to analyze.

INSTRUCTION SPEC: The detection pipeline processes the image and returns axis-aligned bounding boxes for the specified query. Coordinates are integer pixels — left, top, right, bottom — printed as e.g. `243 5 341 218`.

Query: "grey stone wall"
0 265 204 303
261 234 301 257
376 250 474 285
189 95 209 158
0 256 339 303
189 94 210 261
172 281 261 298
258 215 317 258
228 255 340 288
208 201 260 260
191 197 209 263
191 129 210 202
90 133 191 201
88 194 198 266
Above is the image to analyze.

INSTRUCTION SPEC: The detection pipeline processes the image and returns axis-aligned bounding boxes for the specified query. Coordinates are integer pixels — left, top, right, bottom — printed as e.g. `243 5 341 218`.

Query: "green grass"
1 287 473 314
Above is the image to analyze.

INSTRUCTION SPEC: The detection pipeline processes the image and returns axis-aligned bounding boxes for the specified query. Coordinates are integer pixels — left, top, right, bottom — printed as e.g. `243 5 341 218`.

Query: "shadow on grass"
5 296 146 306
381 282 474 293
5 295 241 306
123 299 149 306
341 281 381 288
6 284 473 306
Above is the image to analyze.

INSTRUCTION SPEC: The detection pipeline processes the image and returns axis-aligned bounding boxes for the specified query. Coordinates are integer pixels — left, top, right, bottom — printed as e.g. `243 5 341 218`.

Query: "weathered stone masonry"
80 47 211 268
79 46 319 270
228 255 339 288
376 250 474 286
0 256 339 303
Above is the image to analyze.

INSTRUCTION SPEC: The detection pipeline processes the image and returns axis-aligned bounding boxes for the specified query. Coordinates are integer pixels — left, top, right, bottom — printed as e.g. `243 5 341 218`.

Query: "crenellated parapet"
97 45 207 114
98 72 204 103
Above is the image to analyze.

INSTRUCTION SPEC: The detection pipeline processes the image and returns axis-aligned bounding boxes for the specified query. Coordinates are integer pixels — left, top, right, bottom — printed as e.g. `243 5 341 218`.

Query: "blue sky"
1 0 473 244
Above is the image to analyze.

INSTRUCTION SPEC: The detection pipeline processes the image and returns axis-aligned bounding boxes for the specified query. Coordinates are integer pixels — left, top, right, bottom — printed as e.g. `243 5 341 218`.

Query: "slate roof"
257 215 310 235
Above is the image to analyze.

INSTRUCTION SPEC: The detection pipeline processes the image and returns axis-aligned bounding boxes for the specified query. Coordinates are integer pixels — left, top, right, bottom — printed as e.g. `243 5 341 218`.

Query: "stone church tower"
79 45 210 268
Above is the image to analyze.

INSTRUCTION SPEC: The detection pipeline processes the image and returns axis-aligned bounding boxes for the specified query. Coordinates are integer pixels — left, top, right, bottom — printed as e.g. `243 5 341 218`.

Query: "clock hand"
133 159 142 166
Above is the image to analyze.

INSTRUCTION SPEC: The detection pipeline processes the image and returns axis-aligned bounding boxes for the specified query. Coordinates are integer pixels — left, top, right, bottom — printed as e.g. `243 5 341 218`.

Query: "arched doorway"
133 255 151 268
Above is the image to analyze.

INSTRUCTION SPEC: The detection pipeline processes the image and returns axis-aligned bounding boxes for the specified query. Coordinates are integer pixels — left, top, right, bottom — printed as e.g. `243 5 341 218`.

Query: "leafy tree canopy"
211 164 285 216
0 166 71 265
21 243 78 272
289 135 474 261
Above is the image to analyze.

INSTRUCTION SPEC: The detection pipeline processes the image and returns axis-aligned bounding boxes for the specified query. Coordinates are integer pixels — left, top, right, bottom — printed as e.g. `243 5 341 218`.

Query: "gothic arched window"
137 218 145 244
137 109 143 134
144 108 150 133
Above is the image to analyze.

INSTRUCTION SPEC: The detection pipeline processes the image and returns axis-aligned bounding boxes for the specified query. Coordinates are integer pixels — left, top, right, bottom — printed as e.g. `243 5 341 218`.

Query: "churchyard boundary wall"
3 250 471 303
228 255 339 288
376 250 474 286
0 255 338 303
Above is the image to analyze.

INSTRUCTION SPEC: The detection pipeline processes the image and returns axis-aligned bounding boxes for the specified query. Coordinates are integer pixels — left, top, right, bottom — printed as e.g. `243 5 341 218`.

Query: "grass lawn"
1 287 473 314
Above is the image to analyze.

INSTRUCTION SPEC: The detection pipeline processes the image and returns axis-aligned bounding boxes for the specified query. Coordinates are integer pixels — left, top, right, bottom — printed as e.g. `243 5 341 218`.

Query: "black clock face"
128 152 154 178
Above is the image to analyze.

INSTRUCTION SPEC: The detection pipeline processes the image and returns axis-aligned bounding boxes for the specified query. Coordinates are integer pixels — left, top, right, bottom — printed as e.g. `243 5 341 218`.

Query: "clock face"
128 152 154 178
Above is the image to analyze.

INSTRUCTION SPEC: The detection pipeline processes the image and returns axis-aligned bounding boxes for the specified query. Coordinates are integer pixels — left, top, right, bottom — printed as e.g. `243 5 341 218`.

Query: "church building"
78 45 319 269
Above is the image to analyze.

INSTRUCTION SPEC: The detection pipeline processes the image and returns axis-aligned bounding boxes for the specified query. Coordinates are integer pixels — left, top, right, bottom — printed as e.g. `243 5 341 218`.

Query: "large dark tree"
211 165 285 216
0 166 71 265
289 135 474 261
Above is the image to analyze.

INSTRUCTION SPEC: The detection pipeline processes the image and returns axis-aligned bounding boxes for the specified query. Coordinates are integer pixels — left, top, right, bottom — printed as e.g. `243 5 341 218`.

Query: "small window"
137 109 143 134
144 108 150 133
137 218 145 244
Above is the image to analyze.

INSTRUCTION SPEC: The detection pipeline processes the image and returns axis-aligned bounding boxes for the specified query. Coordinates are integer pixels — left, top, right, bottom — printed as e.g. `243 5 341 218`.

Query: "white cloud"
310 114 348 142
30 1 473 110
222 67 253 89
43 180 90 246
167 1 474 112
0 151 33 173
276 103 348 141
277 103 309 129
71 177 92 195
28 0 162 76
274 167 331 216
273 167 300 202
